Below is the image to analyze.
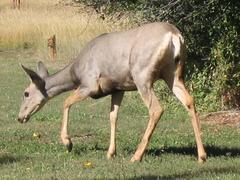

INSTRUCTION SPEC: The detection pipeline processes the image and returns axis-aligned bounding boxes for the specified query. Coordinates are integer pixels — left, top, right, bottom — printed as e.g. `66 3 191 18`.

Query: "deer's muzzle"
17 116 29 123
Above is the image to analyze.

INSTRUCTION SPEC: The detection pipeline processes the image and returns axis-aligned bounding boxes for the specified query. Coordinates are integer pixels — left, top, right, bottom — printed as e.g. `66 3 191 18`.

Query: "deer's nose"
17 117 24 123
18 116 29 123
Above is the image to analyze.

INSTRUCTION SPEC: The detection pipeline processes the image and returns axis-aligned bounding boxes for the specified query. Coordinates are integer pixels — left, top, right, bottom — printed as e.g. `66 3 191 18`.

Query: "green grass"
0 53 240 179
0 0 131 62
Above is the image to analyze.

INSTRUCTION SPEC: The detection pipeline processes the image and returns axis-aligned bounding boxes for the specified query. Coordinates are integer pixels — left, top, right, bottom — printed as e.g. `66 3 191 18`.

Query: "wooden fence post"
47 35 57 61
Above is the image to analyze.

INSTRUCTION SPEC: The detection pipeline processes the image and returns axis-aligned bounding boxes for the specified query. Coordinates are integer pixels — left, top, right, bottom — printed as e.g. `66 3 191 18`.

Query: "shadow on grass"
130 166 239 180
73 144 240 158
0 154 21 164
73 144 107 156
146 145 240 158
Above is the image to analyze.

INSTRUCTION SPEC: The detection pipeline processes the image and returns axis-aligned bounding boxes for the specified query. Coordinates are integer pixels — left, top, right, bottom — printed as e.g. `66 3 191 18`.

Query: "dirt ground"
201 110 240 128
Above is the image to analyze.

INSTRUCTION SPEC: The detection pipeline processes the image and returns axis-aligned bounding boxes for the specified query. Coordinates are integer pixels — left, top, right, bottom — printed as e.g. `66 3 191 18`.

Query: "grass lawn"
0 52 239 179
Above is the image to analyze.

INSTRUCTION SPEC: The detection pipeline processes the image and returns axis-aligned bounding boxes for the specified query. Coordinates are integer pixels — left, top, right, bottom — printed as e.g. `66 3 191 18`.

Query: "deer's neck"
45 63 77 98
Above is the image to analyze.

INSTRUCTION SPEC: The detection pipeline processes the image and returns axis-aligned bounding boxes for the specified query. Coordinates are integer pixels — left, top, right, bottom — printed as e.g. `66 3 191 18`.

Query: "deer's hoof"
130 156 141 163
66 139 73 152
107 152 115 160
66 142 73 152
198 153 207 164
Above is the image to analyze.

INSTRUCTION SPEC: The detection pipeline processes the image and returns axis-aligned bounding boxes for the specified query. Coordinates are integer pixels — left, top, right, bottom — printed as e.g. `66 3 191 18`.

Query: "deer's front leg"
61 88 88 152
107 91 124 159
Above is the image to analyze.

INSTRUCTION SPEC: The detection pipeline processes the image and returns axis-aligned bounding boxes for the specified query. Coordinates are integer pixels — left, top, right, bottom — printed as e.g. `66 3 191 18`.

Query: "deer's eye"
24 92 29 98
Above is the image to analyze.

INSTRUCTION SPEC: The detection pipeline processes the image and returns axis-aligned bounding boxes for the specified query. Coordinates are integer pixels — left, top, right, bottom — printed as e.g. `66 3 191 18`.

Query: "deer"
12 0 20 9
17 22 206 163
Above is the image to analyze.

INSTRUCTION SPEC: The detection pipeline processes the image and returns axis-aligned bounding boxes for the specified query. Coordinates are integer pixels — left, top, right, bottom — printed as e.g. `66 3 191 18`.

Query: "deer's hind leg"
173 78 206 163
61 87 89 152
131 82 164 162
164 64 206 163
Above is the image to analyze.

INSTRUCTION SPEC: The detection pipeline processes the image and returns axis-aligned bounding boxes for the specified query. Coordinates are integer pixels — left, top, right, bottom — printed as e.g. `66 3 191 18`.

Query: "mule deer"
18 22 206 163
13 0 20 9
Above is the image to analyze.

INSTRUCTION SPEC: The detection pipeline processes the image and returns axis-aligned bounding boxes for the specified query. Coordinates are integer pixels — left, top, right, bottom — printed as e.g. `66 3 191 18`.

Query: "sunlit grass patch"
0 0 131 61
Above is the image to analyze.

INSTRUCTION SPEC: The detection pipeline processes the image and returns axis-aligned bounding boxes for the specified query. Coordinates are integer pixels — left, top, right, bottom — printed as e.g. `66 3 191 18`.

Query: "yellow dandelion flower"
83 162 93 168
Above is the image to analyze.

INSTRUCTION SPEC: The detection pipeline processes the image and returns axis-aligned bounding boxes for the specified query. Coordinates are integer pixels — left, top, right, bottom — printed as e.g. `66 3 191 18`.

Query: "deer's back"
72 22 182 97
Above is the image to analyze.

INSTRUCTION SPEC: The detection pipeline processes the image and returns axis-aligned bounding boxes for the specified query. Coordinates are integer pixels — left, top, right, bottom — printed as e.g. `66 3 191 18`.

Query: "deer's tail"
171 33 186 79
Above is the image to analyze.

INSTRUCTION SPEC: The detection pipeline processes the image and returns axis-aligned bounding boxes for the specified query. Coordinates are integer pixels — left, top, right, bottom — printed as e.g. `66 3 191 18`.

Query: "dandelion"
83 162 93 168
33 132 41 138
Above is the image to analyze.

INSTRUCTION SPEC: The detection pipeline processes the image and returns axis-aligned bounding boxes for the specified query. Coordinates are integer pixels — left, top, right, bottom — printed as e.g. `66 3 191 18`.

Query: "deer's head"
18 62 49 123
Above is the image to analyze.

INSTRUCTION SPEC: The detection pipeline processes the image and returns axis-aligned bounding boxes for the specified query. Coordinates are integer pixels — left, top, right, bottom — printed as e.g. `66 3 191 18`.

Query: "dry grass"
0 0 131 61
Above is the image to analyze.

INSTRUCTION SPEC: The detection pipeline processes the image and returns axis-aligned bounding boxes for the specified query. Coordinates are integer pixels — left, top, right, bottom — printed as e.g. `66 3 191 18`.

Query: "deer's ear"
21 64 45 90
37 61 49 79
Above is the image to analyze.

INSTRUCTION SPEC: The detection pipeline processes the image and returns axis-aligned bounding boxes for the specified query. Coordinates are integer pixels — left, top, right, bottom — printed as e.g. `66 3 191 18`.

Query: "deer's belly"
89 77 137 99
